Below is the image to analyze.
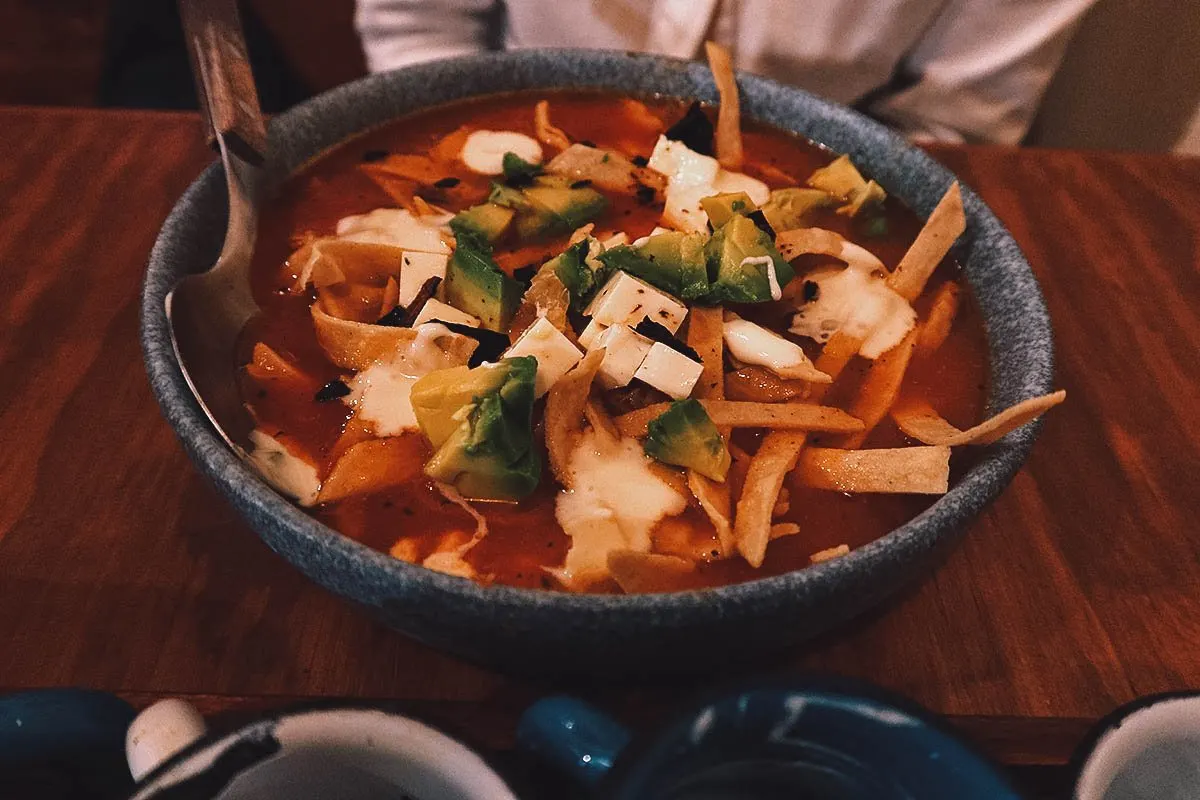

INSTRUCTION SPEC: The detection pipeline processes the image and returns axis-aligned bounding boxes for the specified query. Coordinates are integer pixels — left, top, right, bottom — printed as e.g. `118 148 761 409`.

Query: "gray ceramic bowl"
141 50 1053 676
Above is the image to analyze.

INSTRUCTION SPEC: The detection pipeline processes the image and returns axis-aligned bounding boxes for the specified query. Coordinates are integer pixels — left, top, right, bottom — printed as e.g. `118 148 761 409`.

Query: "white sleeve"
867 0 1098 144
354 0 496 73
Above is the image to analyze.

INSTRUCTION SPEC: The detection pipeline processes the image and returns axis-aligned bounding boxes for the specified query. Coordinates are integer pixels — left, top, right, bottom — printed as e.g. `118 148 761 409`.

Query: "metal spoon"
168 0 268 451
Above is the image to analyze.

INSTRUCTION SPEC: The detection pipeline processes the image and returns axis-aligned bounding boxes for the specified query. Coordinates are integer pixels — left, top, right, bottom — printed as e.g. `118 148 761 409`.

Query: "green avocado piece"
516 182 609 241
444 230 524 331
449 202 516 244
643 399 730 481
700 191 757 228
548 239 610 310
703 214 795 304
759 187 834 233
487 182 532 210
501 152 542 182
411 357 541 501
597 231 709 300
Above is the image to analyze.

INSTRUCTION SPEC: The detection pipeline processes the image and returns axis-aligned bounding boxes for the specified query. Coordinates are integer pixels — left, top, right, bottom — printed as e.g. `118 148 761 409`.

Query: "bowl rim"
141 48 1053 618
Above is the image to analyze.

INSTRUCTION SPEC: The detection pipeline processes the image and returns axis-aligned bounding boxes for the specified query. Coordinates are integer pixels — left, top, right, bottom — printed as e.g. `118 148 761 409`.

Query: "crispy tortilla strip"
811 331 862 395
775 227 887 273
584 398 621 443
688 470 734 556
687 306 725 401
316 434 426 504
245 342 317 392
770 522 800 539
534 100 572 150
508 260 572 343
891 391 1066 446
916 280 960 355
837 329 918 449
544 348 606 487
615 400 864 439
725 366 811 403
705 41 743 170
620 99 665 134
734 431 807 567
289 238 404 293
546 144 667 194
811 544 850 563
361 153 446 185
888 183 965 302
430 126 470 163
607 550 695 594
798 446 950 494
328 414 375 467
311 306 476 371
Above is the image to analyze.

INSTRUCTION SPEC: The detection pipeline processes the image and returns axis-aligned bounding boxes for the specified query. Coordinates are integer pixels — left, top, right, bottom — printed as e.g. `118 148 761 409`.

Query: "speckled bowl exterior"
141 50 1053 676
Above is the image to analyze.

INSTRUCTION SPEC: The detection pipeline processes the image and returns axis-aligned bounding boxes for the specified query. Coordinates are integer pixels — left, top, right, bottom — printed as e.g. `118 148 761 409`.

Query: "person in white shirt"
355 0 1097 145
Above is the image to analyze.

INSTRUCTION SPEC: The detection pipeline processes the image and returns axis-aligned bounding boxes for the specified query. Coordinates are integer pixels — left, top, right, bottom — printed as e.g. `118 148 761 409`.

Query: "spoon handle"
178 0 268 165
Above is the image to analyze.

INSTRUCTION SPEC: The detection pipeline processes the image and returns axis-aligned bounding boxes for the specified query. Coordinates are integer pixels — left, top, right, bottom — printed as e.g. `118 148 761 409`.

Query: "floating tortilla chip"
244 342 317 393
687 306 726 401
688 470 734 556
734 431 807 567
916 280 960 355
429 126 470 163
317 434 426 504
797 446 950 494
620 99 665 135
775 227 886 273
837 180 886 217
389 536 421 563
311 306 476 371
705 41 743 170
328 413 376 466
812 330 862 395
615 400 864 439
508 260 571 343
544 348 606 487
289 238 404 293
546 144 667 194
534 100 571 150
811 544 850 563
361 153 446 185
769 522 800 540
807 155 867 199
837 329 917 449
607 550 695 594
891 391 1066 446
888 183 965 302
724 366 811 403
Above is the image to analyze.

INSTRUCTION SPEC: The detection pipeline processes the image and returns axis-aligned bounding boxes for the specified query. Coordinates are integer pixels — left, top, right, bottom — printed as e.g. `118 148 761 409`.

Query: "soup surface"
241 90 989 593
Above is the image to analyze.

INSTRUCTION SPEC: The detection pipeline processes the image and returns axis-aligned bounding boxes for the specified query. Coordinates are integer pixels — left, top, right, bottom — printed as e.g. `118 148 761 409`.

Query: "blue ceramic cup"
518 682 1022 799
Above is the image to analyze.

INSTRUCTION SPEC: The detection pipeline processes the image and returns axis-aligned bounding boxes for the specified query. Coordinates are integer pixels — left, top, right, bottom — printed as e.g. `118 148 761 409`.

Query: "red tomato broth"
240 91 987 593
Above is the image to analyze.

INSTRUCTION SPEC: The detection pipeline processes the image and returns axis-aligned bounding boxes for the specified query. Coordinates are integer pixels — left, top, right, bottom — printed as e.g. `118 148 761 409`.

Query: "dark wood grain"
1 108 1198 783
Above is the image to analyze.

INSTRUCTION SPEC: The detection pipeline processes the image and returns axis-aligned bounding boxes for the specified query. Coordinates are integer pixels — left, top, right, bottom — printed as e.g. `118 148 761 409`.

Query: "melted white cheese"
343 323 471 436
740 255 782 300
724 316 823 377
247 430 321 507
789 266 917 359
647 136 770 232
460 130 543 175
552 430 688 589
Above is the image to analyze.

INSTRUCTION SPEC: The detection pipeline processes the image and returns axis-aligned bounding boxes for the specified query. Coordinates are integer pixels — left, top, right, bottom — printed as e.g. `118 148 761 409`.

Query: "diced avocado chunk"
548 239 609 310
806 154 868 198
516 182 609 241
700 192 757 228
444 230 523 331
450 202 515 244
488 182 532 210
411 357 541 501
759 187 834 233
598 231 709 300
502 152 542 182
703 214 795 304
643 399 730 481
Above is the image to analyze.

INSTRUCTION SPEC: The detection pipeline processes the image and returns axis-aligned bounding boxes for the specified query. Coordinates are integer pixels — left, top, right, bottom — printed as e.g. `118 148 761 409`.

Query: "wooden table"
1 106 1198 797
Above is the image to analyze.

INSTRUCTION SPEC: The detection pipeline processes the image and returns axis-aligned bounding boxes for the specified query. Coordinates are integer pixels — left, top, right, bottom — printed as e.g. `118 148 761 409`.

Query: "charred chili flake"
361 149 388 163
512 263 538 285
631 154 649 167
315 380 351 402
437 322 510 367
747 209 776 239
376 306 407 327
569 179 593 189
664 101 714 155
433 176 461 188
635 318 701 361
579 139 597 148
634 183 657 205
803 280 820 303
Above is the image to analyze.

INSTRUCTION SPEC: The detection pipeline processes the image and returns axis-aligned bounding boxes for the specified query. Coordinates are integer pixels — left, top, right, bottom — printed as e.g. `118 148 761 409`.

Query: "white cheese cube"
505 317 584 397
634 343 703 399
335 208 450 254
589 324 654 389
631 226 673 246
648 136 720 188
578 318 607 349
412 298 480 328
397 251 449 307
584 272 688 333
